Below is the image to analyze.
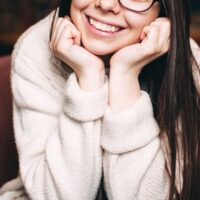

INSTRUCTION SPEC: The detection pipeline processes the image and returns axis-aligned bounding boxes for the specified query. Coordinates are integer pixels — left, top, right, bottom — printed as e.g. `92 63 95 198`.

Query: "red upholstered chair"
0 55 19 187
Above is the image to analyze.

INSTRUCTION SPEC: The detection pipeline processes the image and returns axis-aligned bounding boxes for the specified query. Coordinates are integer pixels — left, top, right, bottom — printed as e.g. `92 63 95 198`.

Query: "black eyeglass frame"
119 0 168 14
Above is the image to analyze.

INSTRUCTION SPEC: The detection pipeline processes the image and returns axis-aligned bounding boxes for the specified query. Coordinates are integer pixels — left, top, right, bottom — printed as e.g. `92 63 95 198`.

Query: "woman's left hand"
110 17 171 77
108 18 170 113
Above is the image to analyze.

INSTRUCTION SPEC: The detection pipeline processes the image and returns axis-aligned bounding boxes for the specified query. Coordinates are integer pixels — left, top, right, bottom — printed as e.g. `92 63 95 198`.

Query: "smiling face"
70 0 160 56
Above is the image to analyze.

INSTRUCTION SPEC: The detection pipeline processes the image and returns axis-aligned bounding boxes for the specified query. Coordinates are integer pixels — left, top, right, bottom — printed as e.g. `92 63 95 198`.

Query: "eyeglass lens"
120 0 157 12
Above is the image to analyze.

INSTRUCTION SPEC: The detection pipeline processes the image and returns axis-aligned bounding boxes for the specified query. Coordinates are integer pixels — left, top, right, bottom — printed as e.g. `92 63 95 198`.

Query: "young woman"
0 0 199 199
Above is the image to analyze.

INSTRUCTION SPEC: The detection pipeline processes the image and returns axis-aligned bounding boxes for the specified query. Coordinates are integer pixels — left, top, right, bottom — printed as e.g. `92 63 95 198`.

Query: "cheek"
71 0 92 10
125 7 160 31
70 0 93 28
70 2 82 29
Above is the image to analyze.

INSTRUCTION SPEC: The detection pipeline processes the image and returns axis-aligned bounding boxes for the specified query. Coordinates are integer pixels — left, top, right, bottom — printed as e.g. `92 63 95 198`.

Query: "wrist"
110 64 141 78
109 69 141 113
77 68 105 91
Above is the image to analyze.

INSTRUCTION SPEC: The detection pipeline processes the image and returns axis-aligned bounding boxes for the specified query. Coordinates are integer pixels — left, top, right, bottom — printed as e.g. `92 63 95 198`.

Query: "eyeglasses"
119 0 166 13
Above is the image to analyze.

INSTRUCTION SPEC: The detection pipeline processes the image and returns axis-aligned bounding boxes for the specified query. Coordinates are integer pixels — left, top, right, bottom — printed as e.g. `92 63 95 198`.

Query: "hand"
108 18 170 113
110 17 171 77
50 16 105 91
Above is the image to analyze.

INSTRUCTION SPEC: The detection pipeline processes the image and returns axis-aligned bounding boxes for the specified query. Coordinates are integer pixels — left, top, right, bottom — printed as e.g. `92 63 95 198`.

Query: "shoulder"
11 10 67 99
11 10 57 77
13 11 54 58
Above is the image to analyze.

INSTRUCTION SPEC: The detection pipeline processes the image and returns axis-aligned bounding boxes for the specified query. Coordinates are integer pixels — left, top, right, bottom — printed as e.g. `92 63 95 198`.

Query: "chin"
82 41 119 56
86 47 114 56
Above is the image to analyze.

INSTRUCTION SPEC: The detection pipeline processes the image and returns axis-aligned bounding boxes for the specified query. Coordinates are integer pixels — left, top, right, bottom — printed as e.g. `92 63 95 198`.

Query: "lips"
86 15 124 33
89 17 120 32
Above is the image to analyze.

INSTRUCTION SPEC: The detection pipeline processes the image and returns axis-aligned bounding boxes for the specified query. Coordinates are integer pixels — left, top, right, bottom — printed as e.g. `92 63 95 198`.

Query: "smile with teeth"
88 17 121 33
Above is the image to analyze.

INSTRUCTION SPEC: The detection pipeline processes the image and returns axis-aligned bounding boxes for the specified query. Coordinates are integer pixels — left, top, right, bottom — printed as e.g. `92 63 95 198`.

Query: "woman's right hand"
50 16 105 91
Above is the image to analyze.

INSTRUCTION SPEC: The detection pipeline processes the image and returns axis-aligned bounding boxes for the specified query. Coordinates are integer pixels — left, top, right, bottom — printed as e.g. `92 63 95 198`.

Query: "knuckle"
49 43 53 51
55 17 63 25
50 42 57 53
150 25 159 33
164 19 170 26
163 20 171 30
57 17 64 21
63 24 73 33
164 43 170 53
146 46 156 55
63 19 74 27
55 43 64 53
64 15 71 21
51 41 61 54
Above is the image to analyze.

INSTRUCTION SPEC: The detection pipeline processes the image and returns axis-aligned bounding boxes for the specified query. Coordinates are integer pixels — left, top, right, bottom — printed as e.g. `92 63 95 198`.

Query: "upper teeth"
89 17 120 32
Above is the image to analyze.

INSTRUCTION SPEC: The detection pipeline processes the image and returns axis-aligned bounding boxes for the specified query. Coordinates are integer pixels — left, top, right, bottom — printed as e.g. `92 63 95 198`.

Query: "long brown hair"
49 0 200 199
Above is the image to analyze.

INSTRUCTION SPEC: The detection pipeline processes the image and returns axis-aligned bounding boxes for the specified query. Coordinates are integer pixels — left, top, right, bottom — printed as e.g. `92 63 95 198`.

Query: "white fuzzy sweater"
0 12 199 200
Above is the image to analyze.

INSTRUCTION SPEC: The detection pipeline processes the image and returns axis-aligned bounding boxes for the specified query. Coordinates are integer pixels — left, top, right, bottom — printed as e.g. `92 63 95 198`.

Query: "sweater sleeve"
101 91 170 200
12 47 108 200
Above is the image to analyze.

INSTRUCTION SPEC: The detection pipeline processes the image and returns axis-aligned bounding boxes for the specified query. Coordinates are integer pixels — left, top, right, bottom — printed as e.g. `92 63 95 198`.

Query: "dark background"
0 0 52 56
0 0 199 56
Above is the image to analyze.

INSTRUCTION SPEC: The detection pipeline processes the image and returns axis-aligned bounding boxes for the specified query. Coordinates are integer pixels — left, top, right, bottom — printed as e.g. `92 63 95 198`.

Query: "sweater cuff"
63 72 108 121
101 91 160 154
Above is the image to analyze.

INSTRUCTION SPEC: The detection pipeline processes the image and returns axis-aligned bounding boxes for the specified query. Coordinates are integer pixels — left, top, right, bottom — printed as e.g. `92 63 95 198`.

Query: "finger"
140 24 156 41
141 25 160 54
53 19 74 47
140 25 149 41
160 20 171 40
55 24 81 53
63 16 79 30
64 15 72 21
142 25 159 43
50 17 63 49
150 18 171 38
57 18 80 44
162 36 170 54
151 20 171 51
51 17 74 44
51 17 64 41
53 15 71 32
146 18 171 51
63 17 81 45
54 26 83 71
152 17 169 22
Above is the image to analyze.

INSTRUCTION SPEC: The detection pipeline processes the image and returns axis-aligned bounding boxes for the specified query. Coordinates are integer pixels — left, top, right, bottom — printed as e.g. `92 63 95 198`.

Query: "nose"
95 0 121 14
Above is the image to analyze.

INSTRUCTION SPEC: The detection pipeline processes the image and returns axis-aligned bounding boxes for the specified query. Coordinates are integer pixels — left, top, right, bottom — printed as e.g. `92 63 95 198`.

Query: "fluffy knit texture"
0 11 199 200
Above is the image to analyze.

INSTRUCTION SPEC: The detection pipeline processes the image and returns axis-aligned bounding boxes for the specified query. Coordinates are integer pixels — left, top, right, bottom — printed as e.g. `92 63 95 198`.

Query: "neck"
98 54 113 69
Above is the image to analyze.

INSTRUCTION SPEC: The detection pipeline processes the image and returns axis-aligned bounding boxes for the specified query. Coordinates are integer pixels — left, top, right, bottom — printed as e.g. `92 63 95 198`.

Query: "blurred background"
0 0 199 56
0 0 52 56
